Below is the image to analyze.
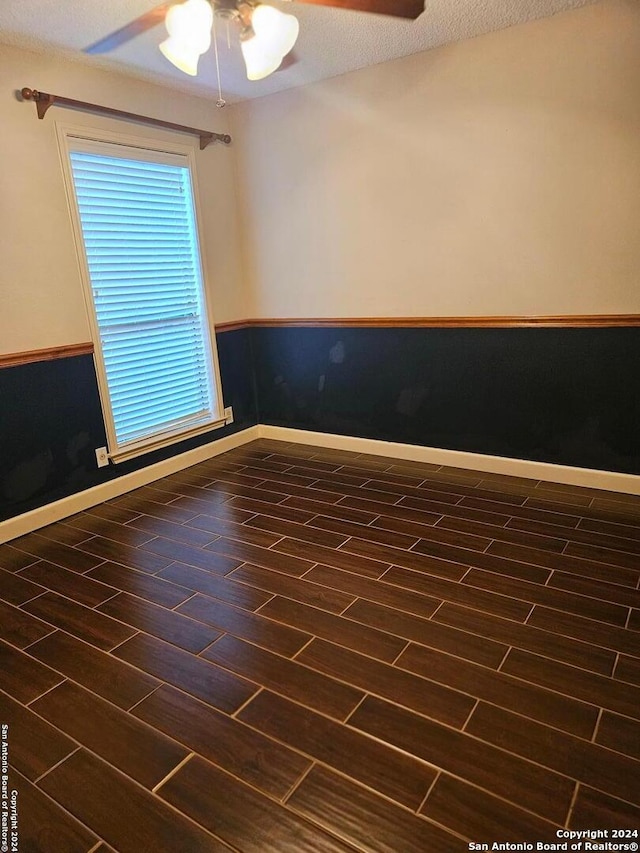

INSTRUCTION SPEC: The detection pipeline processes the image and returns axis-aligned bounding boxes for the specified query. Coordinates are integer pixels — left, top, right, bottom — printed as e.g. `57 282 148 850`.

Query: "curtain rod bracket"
21 88 55 119
20 87 231 148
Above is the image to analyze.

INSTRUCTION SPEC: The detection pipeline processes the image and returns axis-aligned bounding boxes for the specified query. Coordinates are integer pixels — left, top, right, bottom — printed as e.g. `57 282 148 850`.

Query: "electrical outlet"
224 406 234 424
95 447 109 468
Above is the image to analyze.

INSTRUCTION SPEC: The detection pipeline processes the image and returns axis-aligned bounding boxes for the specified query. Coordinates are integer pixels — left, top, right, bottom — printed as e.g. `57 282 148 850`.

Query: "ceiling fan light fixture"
159 36 203 75
159 0 213 75
240 4 299 81
240 28 284 81
251 4 299 58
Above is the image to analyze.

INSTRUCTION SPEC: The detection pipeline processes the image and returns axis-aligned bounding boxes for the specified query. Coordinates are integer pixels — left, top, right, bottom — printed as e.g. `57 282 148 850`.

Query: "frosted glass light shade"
241 4 299 82
160 0 213 76
159 37 202 75
251 5 299 58
240 32 283 81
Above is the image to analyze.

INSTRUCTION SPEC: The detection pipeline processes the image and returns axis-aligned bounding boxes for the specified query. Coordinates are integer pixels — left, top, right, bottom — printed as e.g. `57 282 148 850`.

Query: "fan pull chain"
211 11 226 108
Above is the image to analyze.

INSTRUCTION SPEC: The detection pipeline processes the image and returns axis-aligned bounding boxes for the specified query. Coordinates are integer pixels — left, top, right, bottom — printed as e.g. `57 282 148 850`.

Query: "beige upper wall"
0 44 245 355
3 0 638 353
231 0 640 319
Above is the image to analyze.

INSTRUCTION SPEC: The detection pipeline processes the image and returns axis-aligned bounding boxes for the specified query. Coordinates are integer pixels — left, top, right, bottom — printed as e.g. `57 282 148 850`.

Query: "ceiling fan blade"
84 4 172 54
294 0 423 19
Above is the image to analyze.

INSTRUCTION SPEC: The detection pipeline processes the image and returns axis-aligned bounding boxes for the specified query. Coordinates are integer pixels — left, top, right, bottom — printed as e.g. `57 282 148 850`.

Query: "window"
58 128 224 462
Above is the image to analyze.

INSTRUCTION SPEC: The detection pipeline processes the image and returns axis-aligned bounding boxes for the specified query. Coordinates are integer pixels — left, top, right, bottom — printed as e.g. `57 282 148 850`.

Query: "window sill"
108 415 228 465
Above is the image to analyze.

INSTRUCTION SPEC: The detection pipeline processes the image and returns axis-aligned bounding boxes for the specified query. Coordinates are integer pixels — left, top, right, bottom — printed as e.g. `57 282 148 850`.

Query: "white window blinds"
65 139 222 460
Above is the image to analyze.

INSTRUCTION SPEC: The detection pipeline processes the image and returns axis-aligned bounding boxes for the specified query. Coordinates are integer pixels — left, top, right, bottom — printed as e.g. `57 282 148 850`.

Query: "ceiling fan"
85 0 423 83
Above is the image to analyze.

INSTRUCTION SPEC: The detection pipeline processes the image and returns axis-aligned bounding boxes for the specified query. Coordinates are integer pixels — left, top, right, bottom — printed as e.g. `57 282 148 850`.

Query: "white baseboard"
258 425 640 496
0 426 260 544
3 422 638 544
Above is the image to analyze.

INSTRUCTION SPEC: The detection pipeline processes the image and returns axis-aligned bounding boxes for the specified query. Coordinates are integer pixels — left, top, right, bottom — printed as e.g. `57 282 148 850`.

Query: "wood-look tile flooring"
1 438 639 852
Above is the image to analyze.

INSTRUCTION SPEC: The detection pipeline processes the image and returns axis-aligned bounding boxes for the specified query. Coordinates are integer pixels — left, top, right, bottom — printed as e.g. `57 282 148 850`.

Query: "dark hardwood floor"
1 438 639 852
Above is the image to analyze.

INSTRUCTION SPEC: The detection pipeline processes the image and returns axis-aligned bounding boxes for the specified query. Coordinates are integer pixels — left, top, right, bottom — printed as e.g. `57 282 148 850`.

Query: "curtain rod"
20 87 231 149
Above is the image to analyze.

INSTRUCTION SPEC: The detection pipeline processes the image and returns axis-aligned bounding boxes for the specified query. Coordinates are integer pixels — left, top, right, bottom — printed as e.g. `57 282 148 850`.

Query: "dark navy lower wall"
2 323 637 523
251 326 640 476
0 327 257 522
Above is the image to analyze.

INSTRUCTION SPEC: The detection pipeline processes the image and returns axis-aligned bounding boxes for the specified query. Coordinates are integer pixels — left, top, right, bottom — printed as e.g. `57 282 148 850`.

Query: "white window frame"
56 122 226 463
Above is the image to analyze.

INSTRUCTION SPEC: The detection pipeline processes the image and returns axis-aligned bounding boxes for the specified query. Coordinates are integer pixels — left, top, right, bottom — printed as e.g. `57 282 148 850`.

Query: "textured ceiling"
0 0 599 102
